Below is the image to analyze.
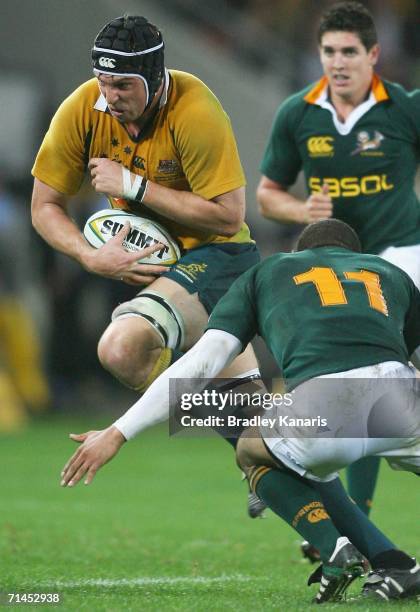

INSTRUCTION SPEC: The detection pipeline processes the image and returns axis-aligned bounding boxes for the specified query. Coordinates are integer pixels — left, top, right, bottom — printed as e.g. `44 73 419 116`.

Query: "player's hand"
60 426 126 487
89 158 127 198
303 183 333 223
82 222 167 285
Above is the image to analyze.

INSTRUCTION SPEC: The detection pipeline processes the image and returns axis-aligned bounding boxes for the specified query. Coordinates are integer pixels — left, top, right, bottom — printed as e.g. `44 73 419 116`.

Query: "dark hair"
318 1 377 51
296 219 362 252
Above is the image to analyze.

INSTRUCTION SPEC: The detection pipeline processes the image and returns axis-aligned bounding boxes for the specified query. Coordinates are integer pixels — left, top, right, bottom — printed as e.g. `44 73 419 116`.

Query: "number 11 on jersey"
293 267 388 316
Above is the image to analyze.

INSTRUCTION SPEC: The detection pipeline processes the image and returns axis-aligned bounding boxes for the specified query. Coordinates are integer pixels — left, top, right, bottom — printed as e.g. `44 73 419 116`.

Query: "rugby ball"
83 209 180 265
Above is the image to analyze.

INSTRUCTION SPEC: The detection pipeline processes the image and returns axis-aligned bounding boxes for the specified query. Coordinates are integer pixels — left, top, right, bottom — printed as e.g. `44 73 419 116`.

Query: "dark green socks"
254 467 341 562
314 477 395 560
346 456 381 515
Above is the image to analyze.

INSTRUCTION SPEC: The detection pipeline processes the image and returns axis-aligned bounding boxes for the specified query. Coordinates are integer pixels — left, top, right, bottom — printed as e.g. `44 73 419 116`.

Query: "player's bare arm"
31 178 167 285
144 182 244 237
60 329 242 487
31 179 92 262
257 176 333 224
89 157 245 237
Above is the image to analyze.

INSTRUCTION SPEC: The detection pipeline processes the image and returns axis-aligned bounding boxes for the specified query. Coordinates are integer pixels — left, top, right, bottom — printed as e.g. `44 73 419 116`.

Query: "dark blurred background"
0 0 418 430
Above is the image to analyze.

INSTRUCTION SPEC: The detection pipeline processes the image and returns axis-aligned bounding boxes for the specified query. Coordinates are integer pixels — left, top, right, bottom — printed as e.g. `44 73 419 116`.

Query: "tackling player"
60 219 420 604
256 0 420 521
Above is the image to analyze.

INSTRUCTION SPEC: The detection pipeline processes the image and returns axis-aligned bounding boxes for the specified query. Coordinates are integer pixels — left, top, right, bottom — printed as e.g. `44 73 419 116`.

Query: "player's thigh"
155 242 260 351
146 277 258 363
373 436 420 473
141 276 209 348
144 276 260 376
106 241 261 371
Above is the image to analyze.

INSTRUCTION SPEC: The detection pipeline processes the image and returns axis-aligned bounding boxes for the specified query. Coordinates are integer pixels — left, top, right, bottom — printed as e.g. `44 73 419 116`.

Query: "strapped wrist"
122 166 149 203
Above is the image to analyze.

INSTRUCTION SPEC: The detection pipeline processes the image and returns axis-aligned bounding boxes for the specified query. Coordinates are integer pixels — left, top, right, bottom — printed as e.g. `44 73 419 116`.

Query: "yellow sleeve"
32 80 96 195
173 81 246 201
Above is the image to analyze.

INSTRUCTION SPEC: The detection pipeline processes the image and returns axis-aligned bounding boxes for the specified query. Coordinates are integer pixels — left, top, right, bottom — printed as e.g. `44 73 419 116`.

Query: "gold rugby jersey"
32 70 252 250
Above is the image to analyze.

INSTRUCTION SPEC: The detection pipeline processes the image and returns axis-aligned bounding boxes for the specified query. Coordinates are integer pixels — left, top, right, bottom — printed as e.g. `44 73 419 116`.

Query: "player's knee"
97 328 134 382
98 289 186 389
97 320 160 388
111 290 185 350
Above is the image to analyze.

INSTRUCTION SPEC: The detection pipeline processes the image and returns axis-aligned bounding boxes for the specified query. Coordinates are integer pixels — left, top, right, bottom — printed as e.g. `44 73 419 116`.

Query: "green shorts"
163 242 260 314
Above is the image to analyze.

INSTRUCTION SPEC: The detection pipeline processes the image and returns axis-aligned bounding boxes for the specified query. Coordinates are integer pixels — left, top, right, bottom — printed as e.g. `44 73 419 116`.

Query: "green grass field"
1 415 419 611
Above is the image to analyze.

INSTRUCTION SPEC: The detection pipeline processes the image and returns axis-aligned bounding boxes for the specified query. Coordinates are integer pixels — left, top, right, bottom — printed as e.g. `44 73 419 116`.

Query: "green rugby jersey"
260 76 420 254
207 247 420 384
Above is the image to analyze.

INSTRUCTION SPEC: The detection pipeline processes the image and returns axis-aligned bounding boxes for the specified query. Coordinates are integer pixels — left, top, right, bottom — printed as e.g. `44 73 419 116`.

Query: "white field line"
37 575 252 588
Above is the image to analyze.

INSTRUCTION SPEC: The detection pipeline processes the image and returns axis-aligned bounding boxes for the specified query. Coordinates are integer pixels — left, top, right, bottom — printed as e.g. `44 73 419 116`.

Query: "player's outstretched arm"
257 175 333 224
114 329 242 439
60 330 242 487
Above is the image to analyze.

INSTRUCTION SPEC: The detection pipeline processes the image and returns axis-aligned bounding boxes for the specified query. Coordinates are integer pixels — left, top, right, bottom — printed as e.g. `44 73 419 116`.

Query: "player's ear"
369 43 380 67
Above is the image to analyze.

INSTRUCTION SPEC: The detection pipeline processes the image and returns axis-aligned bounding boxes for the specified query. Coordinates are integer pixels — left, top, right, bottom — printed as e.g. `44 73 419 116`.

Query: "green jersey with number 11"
207 247 420 383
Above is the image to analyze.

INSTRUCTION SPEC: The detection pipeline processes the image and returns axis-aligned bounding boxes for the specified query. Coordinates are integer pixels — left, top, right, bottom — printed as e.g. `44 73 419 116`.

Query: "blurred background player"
0 180 50 432
60 219 420 604
256 0 420 521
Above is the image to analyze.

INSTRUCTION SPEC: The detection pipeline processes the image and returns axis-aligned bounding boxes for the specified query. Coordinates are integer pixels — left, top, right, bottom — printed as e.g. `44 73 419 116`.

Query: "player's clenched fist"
89 158 124 198
303 183 333 223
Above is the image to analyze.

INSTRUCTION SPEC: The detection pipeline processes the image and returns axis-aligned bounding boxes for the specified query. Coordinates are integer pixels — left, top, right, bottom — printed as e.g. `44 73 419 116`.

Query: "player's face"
97 75 148 122
319 31 380 104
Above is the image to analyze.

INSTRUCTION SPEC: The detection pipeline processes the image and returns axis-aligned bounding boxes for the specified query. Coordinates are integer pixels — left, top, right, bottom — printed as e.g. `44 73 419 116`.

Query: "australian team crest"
351 131 384 156
158 159 180 174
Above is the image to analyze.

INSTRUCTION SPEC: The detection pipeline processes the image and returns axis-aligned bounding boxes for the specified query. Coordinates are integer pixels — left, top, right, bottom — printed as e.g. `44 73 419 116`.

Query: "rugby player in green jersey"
256 0 420 523
60 219 420 603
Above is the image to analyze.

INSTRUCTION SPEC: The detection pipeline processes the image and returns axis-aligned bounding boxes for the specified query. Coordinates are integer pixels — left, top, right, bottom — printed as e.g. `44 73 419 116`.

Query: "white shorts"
380 244 420 290
261 361 420 482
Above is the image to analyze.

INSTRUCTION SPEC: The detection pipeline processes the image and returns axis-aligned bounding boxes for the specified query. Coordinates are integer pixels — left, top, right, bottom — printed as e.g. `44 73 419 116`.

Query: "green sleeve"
406 89 420 147
403 281 420 356
206 266 259 348
386 81 420 149
259 95 303 186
